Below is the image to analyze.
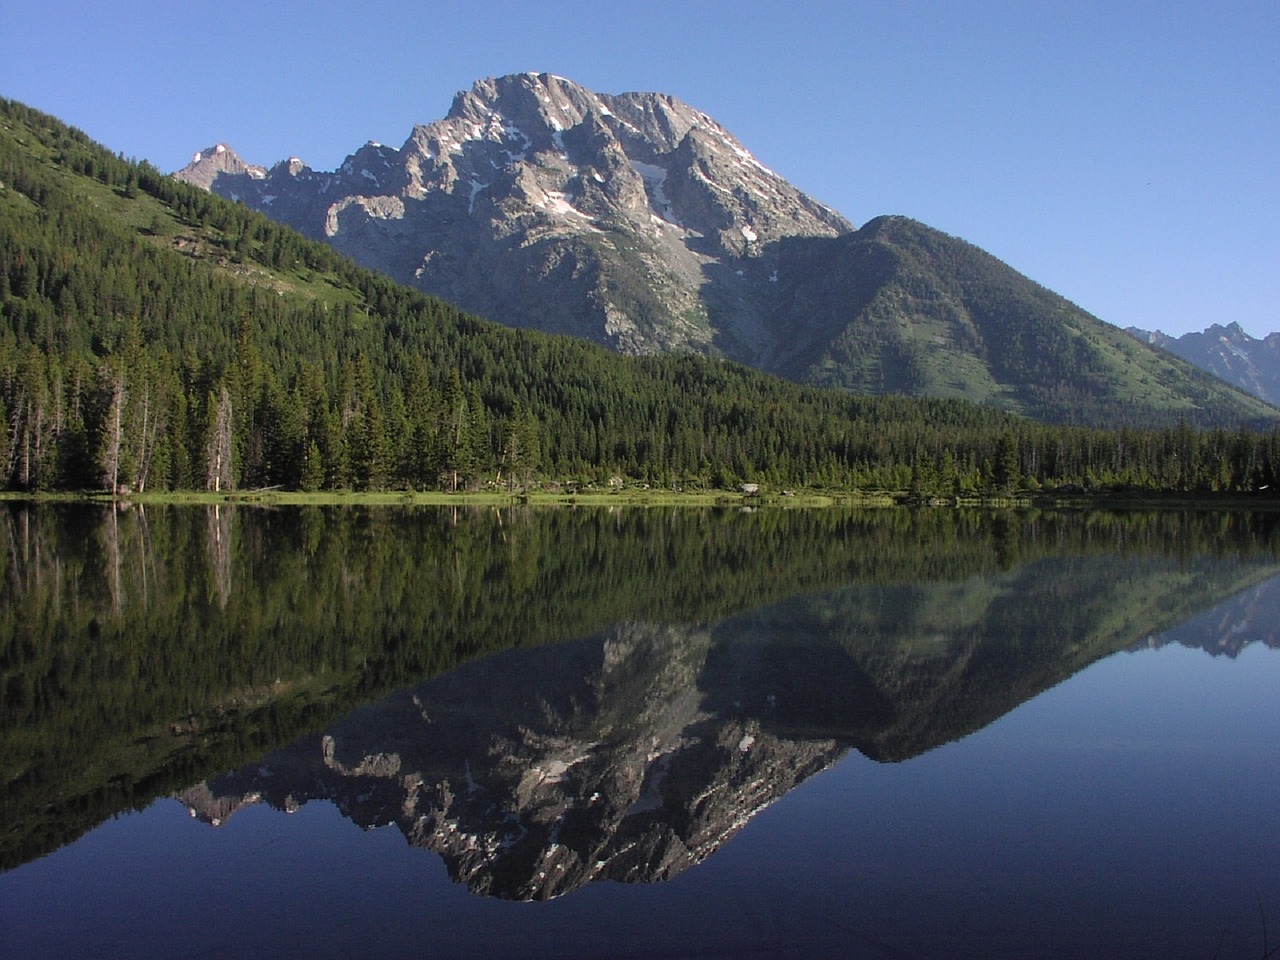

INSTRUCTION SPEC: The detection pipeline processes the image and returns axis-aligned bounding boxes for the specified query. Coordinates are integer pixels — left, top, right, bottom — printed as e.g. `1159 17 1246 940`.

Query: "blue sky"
3 0 1276 337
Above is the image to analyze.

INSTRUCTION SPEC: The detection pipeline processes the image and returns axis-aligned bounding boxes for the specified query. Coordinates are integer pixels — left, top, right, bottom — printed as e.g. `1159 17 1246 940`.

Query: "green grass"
11 485 1280 512
0 487 893 509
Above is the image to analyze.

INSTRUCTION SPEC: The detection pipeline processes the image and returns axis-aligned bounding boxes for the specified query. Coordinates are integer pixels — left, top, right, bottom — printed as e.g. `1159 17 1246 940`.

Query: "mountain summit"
177 72 849 358
178 143 267 189
177 74 1277 427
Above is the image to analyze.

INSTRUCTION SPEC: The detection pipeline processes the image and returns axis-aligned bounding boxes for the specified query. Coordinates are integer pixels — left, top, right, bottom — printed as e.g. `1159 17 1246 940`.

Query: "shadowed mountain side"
702 555 1280 763
176 552 1280 900
758 219 1278 426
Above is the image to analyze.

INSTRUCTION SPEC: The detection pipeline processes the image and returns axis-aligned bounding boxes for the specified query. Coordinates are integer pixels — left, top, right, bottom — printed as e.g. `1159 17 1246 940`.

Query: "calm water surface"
1 504 1278 959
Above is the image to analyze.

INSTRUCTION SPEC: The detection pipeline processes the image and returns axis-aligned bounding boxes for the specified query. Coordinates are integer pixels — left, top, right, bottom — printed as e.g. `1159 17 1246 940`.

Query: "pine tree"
993 433 1020 494
300 440 324 492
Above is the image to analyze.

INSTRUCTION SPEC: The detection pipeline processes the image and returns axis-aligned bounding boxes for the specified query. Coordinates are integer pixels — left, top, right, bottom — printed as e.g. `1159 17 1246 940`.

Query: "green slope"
769 216 1278 427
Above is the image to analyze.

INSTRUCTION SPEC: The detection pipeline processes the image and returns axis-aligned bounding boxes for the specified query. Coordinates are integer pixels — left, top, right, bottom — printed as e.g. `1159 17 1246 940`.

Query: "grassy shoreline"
0 488 868 509
5 487 1280 510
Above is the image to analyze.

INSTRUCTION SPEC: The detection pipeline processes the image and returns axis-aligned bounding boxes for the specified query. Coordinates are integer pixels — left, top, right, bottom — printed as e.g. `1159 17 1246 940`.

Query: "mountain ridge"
170 554 1280 901
8 93 1280 504
1128 322 1280 407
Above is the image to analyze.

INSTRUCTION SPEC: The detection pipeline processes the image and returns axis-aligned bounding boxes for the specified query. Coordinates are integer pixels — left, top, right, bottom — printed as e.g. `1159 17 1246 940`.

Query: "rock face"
1139 574 1280 657
1128 322 1280 407
175 72 850 360
178 143 268 190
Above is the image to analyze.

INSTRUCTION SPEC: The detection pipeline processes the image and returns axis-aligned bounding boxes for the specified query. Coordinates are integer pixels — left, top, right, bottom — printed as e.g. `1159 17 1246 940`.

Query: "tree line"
4 96 1280 497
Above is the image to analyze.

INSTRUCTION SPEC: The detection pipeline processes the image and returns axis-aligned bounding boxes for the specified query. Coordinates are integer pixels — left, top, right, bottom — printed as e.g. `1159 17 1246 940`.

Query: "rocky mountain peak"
176 73 851 358
448 73 599 139
173 620 854 900
179 143 266 190
1127 321 1280 406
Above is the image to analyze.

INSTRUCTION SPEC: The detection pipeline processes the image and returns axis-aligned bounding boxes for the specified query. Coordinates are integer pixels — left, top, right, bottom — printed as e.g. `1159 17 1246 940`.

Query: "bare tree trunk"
32 403 45 485
206 387 234 492
3 404 20 484
105 376 125 494
105 503 122 614
207 503 232 609
134 383 155 494
19 397 31 488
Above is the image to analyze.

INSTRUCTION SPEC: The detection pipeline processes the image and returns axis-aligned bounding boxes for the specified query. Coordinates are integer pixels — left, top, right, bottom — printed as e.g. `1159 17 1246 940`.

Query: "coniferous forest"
4 96 1280 498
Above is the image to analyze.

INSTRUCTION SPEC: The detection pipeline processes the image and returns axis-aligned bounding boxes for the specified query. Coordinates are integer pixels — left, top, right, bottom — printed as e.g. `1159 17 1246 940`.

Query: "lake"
2 503 1278 959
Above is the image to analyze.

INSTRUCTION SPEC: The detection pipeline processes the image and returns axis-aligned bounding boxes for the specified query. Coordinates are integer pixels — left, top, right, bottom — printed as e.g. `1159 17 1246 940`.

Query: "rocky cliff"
177 622 851 900
175 557 1280 899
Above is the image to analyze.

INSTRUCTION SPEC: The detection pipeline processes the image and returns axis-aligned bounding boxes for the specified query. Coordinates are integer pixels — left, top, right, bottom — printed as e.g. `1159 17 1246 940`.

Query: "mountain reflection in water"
156 515 1280 901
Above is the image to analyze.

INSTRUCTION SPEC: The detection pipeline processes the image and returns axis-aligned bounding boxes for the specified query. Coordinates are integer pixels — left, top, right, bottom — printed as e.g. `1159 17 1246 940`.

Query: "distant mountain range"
1128 323 1280 407
176 73 1276 427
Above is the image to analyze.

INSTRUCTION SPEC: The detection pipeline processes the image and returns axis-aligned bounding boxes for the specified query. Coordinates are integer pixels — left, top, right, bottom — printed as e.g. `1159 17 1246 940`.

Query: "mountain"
10 503 1277 874
176 621 852 901
760 217 1280 424
1128 323 1280 407
0 96 1026 495
178 72 851 358
1139 573 1280 658
176 141 268 190
176 73 1278 427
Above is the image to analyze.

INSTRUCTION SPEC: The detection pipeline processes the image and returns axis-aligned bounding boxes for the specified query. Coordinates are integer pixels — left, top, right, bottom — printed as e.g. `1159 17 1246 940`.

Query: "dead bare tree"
100 370 126 494
205 386 234 492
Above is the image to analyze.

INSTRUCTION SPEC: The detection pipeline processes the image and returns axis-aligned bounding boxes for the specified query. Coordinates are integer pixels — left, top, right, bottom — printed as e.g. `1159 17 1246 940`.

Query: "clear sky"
3 0 1276 337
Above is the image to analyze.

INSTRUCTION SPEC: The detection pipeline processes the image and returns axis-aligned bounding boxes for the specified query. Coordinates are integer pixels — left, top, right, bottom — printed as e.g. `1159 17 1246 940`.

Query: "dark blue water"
4 638 1278 959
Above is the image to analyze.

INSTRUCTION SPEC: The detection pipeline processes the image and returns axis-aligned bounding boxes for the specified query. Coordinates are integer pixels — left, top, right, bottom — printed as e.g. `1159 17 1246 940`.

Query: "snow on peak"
468 179 490 214
630 160 679 226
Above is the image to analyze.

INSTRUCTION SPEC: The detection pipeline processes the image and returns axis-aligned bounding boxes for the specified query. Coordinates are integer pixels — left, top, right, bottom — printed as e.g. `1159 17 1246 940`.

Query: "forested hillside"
3 97 1280 496
768 217 1279 426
